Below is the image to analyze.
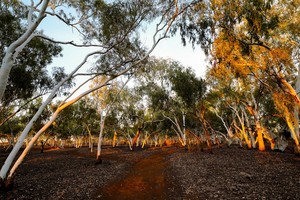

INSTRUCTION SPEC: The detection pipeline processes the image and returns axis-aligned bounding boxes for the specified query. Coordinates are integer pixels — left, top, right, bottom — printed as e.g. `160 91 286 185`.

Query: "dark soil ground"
1 144 300 200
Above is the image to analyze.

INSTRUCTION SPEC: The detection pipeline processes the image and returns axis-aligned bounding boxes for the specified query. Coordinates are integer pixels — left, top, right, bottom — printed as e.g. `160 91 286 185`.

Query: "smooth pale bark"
229 105 252 148
1 3 161 181
212 108 234 138
277 72 300 150
7 109 60 179
1 1 186 185
96 115 105 162
294 65 300 139
285 115 299 146
279 72 300 107
4 25 170 179
164 114 186 146
243 108 257 148
235 108 252 149
6 68 114 179
141 132 149 148
6 78 113 179
1 30 158 180
0 0 49 102
246 93 277 151
0 49 102 180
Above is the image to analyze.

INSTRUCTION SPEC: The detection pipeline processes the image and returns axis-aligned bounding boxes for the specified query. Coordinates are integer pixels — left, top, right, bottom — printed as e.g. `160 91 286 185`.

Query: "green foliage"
169 66 206 107
53 99 99 138
135 57 206 132
79 0 156 45
0 9 65 105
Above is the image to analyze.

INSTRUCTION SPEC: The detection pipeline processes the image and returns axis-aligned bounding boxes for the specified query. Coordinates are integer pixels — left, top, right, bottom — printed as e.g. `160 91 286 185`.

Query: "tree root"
5 174 15 191
95 156 103 165
294 145 300 156
0 177 4 191
0 174 15 192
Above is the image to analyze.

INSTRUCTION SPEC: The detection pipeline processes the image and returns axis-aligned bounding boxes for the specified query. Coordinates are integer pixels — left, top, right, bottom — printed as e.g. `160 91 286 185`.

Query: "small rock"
239 172 252 179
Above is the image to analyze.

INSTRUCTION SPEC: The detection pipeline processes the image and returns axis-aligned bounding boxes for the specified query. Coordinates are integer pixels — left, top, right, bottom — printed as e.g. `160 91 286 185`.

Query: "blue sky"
39 16 207 75
35 2 207 97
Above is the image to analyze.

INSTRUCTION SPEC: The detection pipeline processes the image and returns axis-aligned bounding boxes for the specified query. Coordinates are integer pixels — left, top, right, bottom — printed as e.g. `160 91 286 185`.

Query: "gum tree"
0 0 199 189
135 58 206 146
177 0 300 152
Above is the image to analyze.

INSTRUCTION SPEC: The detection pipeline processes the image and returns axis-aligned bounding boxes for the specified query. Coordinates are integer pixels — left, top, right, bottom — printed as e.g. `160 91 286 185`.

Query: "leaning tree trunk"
131 128 142 150
0 0 49 102
277 72 300 152
285 115 300 152
2 76 114 188
0 1 50 185
0 2 187 188
235 108 252 149
294 66 300 140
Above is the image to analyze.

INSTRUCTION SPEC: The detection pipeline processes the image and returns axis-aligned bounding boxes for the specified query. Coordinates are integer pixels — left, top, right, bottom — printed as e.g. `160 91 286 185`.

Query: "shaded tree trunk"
96 113 105 164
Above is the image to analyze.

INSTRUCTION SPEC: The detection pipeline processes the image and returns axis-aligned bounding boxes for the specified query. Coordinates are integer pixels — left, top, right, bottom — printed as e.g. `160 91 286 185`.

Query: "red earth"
1 144 300 199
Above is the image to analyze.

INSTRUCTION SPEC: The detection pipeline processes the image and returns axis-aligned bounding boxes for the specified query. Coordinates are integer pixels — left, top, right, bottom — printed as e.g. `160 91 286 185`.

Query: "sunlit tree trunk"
246 104 265 151
2 77 115 186
5 109 61 186
236 108 252 149
294 66 300 139
243 108 256 148
141 132 149 148
0 1 51 183
131 128 141 149
279 72 300 108
0 0 189 188
274 75 300 152
255 121 265 151
285 115 299 148
112 131 117 147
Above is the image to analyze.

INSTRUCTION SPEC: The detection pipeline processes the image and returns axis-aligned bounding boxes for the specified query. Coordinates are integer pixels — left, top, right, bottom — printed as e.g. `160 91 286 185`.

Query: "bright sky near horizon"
37 4 208 97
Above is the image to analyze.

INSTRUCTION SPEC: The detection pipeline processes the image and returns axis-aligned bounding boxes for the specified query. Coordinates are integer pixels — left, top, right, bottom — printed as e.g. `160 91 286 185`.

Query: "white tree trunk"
96 115 105 162
4 75 108 180
0 2 182 183
7 110 60 179
213 108 234 138
0 0 49 101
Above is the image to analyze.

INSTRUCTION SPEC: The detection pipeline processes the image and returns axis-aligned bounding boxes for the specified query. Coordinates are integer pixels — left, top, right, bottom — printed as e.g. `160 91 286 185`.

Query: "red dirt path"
97 147 176 199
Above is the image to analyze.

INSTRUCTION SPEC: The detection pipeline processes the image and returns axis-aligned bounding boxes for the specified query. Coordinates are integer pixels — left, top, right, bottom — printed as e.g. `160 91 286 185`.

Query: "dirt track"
98 147 177 199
